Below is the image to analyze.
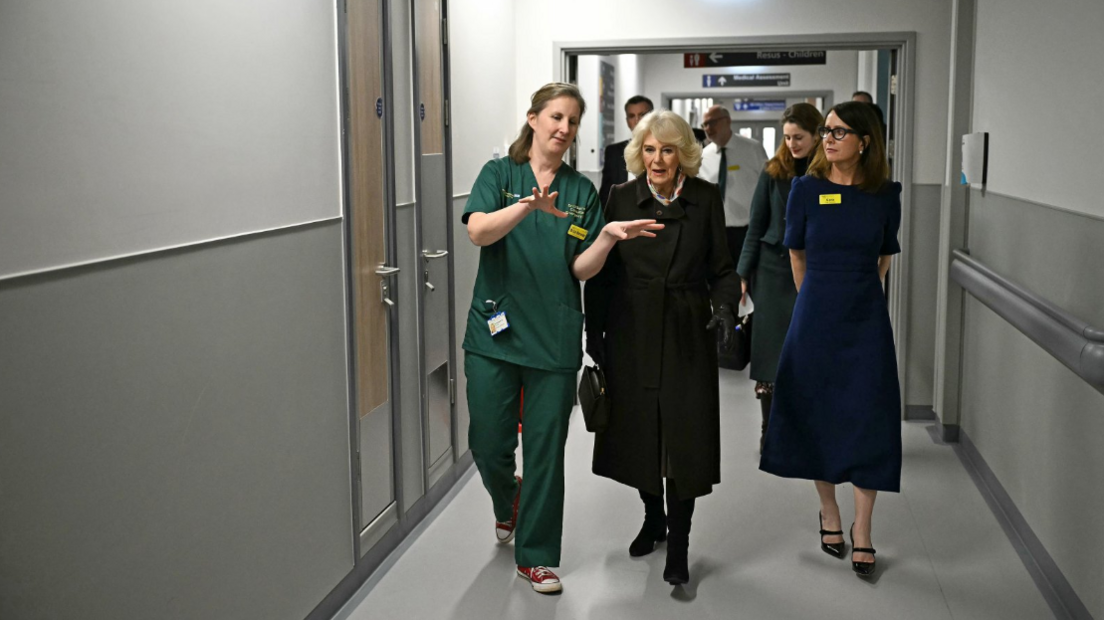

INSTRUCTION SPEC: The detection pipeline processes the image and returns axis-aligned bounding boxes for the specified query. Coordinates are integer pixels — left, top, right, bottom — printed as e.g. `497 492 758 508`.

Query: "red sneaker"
495 475 522 544
517 566 562 593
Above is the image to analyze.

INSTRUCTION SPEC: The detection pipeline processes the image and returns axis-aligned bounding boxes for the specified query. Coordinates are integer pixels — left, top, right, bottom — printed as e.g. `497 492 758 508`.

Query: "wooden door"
346 0 398 543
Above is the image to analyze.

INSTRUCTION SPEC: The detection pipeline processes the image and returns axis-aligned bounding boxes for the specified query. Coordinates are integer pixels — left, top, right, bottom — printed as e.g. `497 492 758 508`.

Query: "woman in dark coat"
736 103 823 452
585 110 741 586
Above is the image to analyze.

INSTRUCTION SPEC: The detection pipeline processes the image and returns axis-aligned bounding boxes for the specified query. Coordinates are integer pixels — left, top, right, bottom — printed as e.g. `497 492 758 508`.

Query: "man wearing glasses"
698 104 768 275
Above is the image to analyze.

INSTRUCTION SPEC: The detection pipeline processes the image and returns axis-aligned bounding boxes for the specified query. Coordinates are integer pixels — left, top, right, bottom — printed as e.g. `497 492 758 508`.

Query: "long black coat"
585 176 741 499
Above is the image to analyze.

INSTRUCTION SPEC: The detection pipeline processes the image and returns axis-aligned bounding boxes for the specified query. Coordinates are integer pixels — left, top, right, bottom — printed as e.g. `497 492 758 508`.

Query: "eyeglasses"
818 126 863 140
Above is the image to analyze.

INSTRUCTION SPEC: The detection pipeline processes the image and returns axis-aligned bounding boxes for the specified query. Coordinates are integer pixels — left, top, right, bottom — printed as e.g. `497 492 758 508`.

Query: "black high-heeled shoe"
849 524 877 577
819 511 845 558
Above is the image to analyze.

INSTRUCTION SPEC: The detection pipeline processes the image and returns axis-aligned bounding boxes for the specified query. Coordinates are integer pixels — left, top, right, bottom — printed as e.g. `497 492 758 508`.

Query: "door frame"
409 0 458 494
556 33 917 419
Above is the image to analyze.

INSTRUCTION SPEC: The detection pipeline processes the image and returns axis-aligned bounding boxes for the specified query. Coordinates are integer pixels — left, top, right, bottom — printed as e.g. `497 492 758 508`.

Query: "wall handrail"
951 249 1104 395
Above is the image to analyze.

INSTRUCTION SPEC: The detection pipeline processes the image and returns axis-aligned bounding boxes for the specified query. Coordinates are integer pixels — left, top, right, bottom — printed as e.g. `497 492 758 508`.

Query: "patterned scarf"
646 172 686 206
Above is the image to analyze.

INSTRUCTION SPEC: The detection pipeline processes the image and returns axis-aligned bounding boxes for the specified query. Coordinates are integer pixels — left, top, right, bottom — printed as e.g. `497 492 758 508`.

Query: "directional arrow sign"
702 73 791 88
685 51 826 67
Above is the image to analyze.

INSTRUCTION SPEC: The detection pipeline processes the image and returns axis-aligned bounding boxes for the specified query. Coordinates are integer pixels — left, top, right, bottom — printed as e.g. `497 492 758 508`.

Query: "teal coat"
736 169 801 383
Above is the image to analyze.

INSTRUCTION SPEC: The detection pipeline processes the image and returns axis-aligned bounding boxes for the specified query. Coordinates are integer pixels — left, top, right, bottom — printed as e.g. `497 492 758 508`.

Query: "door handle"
375 265 400 276
380 280 396 307
421 250 449 260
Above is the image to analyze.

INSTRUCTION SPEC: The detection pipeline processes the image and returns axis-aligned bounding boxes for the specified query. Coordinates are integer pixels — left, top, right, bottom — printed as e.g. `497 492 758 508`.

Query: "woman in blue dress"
759 101 901 578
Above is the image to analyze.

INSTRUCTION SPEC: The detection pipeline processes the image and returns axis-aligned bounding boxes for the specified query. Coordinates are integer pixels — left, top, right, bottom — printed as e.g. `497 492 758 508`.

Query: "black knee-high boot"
759 393 772 453
629 489 667 557
663 478 695 585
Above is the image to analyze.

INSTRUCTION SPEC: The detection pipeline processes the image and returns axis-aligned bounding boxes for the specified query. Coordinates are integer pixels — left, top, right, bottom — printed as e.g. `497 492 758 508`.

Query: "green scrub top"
462 157 605 372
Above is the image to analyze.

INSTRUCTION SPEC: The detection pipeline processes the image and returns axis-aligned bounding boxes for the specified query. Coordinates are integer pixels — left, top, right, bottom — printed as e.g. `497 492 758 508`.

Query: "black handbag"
718 312 752 371
578 364 611 432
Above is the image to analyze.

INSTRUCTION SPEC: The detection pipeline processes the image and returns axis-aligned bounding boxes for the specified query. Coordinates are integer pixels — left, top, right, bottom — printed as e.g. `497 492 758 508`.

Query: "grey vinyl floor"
336 367 1055 620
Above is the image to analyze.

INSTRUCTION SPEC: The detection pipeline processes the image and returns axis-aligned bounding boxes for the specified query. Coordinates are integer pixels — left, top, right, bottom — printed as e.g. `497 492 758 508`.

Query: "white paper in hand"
738 293 754 317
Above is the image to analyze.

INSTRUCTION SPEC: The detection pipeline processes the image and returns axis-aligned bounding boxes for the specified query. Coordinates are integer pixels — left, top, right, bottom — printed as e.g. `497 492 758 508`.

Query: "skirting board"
905 405 936 421
305 451 476 620
952 430 1092 620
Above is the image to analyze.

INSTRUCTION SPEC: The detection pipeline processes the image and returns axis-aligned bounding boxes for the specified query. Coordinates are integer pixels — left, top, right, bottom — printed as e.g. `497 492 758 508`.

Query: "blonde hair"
508 83 586 163
624 110 703 177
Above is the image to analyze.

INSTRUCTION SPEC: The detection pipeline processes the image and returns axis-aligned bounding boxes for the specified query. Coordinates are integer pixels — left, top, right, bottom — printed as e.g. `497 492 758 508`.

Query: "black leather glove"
705 303 738 351
585 331 607 368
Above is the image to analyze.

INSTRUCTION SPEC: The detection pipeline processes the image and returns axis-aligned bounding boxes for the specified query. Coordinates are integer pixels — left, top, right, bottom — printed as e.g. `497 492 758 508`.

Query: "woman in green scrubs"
462 82 660 594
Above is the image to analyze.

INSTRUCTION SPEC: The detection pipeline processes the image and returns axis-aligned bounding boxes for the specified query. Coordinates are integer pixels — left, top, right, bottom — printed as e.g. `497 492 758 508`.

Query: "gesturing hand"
518 186 568 218
602 219 665 241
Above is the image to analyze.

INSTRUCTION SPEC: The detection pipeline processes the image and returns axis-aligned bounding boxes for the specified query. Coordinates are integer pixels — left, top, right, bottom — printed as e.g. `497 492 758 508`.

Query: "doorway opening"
555 34 916 414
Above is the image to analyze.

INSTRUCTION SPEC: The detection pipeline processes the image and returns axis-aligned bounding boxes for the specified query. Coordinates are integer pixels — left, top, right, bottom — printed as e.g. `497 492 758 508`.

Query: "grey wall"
904 184 941 407
958 191 1104 617
0 0 482 617
970 0 1104 218
0 223 353 620
942 1 1104 615
0 1 342 278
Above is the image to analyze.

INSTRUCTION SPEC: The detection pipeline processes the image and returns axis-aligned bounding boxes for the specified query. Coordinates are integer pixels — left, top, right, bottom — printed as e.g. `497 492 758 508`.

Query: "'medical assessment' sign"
702 73 791 88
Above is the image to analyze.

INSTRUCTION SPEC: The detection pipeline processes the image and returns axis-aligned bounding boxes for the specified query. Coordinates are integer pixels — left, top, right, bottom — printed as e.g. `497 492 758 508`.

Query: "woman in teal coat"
736 103 823 452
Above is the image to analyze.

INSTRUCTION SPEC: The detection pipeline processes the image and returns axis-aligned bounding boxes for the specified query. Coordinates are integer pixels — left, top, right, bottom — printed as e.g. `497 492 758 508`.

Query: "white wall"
614 55 647 143
0 1 342 278
512 0 952 184
448 0 517 194
970 0 1104 217
640 50 859 116
856 50 879 95
576 56 604 172
574 55 644 173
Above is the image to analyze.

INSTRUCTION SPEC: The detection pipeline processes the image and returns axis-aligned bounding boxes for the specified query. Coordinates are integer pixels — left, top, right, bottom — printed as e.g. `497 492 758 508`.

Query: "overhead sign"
685 51 826 68
733 99 787 112
702 73 791 88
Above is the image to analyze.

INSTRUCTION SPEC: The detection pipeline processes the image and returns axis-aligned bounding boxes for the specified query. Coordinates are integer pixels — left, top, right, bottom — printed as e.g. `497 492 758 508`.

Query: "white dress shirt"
698 133 768 228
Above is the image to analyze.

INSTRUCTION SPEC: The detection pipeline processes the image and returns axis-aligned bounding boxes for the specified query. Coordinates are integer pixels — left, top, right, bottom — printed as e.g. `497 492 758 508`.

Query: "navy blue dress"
759 176 903 493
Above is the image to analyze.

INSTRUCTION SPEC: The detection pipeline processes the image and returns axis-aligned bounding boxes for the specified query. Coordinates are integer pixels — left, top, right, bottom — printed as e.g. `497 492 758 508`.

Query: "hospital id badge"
488 311 509 336
819 194 842 205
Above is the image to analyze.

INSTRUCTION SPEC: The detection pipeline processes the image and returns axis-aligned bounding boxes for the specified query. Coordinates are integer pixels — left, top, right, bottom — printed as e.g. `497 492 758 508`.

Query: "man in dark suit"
598 95 653 207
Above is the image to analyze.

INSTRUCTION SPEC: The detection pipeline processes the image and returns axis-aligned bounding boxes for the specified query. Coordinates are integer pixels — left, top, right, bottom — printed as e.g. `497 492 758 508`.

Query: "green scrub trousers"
465 352 575 567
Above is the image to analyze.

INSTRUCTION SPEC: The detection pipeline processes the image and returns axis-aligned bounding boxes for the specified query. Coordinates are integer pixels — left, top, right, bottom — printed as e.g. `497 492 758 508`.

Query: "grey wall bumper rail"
951 249 1104 395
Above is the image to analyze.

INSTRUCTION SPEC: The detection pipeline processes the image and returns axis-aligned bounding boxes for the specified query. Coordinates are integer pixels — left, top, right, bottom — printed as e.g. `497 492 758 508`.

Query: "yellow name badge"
727 165 741 171
819 194 842 205
568 225 588 240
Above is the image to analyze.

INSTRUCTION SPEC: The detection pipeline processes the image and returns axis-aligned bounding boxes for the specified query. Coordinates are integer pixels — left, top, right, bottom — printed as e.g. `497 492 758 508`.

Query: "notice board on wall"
598 61 615 168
